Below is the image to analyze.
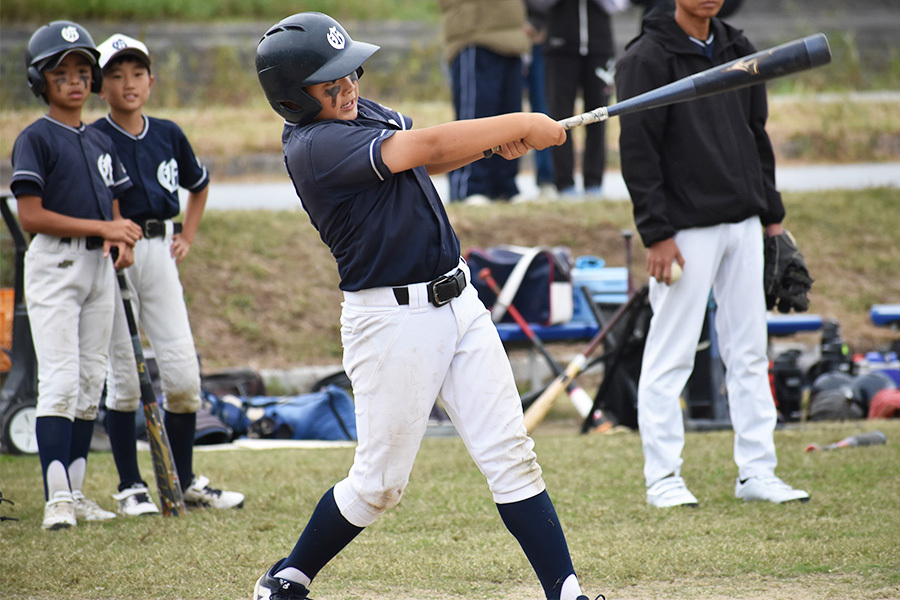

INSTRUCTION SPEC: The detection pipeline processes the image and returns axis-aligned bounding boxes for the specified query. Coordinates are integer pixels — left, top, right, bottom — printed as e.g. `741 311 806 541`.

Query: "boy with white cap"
91 33 244 516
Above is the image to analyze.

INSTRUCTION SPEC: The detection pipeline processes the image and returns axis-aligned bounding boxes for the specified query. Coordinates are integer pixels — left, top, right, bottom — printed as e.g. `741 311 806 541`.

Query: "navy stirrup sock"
496 490 576 600
285 487 364 581
36 416 73 498
106 409 145 490
164 411 196 490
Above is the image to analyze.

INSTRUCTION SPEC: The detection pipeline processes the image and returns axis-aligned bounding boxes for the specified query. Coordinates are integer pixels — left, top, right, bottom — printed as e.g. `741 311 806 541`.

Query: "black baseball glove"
764 231 814 313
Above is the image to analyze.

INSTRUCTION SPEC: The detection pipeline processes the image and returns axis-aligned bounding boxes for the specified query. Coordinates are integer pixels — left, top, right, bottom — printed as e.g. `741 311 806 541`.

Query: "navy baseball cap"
97 34 151 71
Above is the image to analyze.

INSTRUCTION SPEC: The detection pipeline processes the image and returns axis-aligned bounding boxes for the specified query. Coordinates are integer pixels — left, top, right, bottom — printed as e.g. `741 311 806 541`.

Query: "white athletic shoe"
735 475 810 504
42 490 77 530
113 484 160 516
72 490 116 521
183 475 244 509
646 475 699 508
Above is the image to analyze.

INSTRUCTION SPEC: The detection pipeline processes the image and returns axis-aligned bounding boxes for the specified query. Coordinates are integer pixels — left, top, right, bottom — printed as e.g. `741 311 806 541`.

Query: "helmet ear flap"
27 64 45 99
90 64 103 93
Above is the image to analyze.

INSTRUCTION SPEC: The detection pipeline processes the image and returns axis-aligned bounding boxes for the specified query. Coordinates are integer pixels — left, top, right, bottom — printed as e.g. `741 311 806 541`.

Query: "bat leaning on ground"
523 285 649 432
805 430 886 452
485 33 832 157
478 268 603 428
112 257 186 516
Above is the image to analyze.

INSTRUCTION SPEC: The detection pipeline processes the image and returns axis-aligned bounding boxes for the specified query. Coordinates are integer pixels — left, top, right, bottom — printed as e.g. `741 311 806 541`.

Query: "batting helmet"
808 372 864 421
26 21 103 101
255 12 380 125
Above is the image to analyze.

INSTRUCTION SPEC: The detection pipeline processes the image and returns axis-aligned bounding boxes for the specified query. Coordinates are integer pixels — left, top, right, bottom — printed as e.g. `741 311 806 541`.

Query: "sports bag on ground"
466 245 573 326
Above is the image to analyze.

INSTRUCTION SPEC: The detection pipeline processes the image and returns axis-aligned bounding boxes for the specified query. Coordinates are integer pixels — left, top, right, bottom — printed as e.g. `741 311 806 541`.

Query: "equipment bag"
466 245 573 326
206 385 357 441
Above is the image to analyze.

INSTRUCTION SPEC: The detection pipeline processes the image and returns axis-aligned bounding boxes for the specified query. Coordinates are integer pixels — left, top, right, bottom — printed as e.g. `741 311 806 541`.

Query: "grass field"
1 419 898 600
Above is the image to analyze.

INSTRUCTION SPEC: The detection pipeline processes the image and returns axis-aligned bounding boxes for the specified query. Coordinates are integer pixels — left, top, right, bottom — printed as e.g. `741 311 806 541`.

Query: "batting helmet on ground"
26 21 102 101
255 12 380 125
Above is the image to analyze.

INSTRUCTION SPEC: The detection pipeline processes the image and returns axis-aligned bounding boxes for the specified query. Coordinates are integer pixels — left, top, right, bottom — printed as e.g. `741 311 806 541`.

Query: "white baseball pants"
107 223 201 414
334 260 546 528
638 217 778 487
25 234 115 421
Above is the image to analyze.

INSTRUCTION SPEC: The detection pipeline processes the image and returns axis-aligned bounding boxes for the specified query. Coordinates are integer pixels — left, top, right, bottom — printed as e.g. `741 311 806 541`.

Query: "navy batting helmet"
255 12 380 125
26 21 103 101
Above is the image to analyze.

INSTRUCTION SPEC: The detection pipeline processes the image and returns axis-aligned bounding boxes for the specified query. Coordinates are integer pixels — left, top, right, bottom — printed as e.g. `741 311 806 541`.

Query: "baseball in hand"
670 261 682 283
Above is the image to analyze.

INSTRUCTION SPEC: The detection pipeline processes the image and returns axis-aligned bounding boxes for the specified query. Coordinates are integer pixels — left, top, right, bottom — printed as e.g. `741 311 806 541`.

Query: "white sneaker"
735 475 810 504
646 475 699 508
42 490 77 530
72 490 116 521
183 475 244 509
113 484 160 516
461 194 492 206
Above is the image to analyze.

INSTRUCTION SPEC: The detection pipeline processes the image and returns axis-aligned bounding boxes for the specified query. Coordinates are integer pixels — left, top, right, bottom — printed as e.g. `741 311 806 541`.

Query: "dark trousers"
449 46 523 201
544 52 612 191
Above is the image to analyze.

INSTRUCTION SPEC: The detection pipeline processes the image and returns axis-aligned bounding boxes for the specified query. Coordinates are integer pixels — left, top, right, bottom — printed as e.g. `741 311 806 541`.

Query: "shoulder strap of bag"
490 246 545 323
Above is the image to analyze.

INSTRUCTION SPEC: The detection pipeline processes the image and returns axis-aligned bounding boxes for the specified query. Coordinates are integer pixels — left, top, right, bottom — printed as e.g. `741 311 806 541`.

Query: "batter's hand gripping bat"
112 257 186 516
523 285 649 432
805 430 886 453
478 267 600 424
485 33 831 157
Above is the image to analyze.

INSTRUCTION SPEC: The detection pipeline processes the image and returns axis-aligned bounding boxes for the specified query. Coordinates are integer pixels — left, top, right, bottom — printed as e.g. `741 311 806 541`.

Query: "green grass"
1 420 899 599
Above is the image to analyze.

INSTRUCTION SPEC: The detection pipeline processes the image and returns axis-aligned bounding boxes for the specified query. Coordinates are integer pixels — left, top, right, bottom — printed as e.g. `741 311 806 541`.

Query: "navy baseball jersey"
90 115 209 222
283 98 460 291
11 115 132 219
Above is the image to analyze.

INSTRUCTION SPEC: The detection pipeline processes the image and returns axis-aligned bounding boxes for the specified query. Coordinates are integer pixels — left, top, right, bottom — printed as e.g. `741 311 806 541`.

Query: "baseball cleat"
646 475 699 508
113 484 160 516
735 475 810 504
254 560 312 600
42 490 77 530
72 490 116 521
184 475 245 509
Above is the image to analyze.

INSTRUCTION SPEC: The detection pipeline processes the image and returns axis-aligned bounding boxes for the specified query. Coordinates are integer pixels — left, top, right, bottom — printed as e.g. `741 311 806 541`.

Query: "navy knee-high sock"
106 409 145 490
164 411 196 490
284 487 364 582
496 490 576 600
36 416 72 500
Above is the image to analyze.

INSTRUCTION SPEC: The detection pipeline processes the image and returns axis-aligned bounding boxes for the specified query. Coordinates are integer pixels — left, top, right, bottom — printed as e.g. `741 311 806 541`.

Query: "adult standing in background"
524 2 556 198
533 0 624 198
438 0 530 205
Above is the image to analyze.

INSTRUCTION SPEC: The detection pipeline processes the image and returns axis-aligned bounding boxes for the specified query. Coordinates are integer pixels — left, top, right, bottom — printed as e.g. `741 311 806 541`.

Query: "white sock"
560 573 583 600
274 567 311 588
68 457 86 493
46 460 71 499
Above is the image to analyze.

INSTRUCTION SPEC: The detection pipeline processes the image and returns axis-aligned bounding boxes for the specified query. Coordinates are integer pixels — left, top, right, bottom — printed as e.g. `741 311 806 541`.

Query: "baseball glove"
764 230 813 313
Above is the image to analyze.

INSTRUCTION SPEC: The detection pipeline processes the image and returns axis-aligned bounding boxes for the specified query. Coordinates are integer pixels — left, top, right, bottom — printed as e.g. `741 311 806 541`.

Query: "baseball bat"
805 430 886 453
113 259 186 516
484 33 831 157
523 285 649 432
478 268 595 420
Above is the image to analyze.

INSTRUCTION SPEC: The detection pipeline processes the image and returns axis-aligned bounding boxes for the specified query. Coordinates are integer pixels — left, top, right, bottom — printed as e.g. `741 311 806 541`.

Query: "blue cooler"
570 256 629 324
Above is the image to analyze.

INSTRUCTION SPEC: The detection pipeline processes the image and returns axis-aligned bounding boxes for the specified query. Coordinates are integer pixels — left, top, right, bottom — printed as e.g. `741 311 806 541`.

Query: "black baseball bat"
484 33 831 156
112 258 186 516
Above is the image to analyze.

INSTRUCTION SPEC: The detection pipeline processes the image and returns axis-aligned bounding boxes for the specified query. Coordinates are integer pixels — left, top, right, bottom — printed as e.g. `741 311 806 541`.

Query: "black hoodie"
615 10 784 248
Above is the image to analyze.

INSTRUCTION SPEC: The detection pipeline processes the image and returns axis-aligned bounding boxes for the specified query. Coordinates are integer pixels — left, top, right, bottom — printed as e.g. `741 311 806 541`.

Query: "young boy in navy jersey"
252 12 603 600
11 20 142 530
91 34 244 516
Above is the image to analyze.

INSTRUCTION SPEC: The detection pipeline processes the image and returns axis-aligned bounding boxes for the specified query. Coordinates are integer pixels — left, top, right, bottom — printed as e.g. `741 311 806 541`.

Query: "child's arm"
381 112 565 175
170 185 209 264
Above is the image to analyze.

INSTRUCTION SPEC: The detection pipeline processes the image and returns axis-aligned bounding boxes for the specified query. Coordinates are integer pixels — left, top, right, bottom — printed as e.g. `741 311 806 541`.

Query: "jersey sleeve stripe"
12 170 44 186
368 132 389 182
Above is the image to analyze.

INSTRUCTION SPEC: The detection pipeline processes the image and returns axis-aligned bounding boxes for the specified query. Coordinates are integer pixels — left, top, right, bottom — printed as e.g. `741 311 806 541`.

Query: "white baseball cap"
97 33 151 71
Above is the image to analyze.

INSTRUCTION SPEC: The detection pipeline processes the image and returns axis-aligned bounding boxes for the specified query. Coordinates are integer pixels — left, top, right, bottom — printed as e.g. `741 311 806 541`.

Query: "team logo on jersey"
327 27 345 50
61 26 80 43
97 153 115 186
157 159 180 193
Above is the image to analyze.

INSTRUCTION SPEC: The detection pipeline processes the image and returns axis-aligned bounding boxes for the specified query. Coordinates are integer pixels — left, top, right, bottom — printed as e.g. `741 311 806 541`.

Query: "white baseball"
670 261 682 283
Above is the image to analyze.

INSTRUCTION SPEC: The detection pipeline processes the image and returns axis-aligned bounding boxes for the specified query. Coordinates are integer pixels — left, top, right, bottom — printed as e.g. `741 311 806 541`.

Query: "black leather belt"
61 236 104 250
393 268 467 308
138 219 183 238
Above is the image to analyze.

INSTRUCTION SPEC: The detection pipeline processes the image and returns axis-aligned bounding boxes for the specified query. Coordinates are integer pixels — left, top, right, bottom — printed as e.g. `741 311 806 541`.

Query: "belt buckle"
428 269 465 307
142 219 161 238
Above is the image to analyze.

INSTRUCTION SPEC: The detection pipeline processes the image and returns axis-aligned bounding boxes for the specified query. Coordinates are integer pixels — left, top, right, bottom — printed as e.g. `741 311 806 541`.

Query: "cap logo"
326 27 345 50
112 38 128 51
61 26 80 43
